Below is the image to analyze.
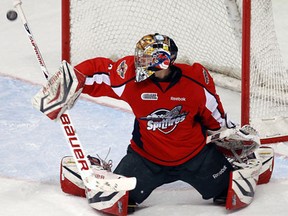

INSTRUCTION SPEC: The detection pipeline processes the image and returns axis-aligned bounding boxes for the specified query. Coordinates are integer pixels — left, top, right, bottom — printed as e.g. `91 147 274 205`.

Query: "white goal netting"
63 0 288 141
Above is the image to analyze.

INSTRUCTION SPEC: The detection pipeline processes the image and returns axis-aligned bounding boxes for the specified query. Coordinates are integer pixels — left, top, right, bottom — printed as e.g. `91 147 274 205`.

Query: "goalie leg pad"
254 146 274 185
60 156 129 216
60 156 86 197
226 159 262 210
87 189 129 216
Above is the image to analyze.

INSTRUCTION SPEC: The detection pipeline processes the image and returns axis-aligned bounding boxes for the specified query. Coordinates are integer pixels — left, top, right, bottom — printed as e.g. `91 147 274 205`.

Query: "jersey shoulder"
75 57 114 77
175 62 215 89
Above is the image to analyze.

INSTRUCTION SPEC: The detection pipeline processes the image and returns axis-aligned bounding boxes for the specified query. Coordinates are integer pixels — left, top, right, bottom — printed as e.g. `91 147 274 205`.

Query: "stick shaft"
13 0 49 79
12 0 94 185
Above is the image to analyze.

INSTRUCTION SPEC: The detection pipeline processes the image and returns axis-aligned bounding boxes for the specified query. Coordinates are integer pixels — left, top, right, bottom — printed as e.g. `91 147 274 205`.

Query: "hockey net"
62 0 288 143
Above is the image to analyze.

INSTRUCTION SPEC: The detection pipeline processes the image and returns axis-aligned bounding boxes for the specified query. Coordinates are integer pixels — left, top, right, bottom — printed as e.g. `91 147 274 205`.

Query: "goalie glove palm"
32 61 86 120
214 125 261 161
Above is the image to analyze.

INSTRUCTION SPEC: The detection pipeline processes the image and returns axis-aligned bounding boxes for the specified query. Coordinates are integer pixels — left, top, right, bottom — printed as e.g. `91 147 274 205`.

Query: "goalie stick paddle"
12 0 136 192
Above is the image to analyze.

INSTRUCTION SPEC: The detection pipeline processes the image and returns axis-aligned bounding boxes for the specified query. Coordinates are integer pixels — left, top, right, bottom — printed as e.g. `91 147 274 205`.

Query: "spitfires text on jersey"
140 105 188 134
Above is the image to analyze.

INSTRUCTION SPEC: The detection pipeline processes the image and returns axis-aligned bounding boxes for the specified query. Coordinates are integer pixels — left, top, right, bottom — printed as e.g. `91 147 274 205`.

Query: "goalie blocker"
32 60 86 120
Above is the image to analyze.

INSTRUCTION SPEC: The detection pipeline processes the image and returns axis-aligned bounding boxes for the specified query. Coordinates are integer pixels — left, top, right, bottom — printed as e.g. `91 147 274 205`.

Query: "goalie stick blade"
61 156 137 192
85 176 137 192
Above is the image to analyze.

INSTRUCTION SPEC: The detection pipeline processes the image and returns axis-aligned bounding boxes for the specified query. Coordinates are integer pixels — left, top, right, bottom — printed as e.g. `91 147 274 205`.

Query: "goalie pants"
114 144 233 204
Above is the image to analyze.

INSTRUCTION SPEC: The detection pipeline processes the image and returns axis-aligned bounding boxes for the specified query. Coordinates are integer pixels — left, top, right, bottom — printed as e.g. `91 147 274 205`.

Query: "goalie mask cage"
62 0 288 144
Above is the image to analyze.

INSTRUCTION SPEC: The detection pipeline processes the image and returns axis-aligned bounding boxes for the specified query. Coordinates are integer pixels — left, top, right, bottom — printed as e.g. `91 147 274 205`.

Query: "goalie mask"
135 33 178 82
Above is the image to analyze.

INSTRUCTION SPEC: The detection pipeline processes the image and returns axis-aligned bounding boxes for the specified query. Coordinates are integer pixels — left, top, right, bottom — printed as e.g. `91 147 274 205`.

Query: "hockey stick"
12 0 136 192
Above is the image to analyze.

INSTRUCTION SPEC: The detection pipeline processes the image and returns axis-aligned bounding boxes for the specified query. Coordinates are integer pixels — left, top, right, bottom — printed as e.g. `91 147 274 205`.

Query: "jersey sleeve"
75 56 136 100
190 63 228 131
75 57 120 99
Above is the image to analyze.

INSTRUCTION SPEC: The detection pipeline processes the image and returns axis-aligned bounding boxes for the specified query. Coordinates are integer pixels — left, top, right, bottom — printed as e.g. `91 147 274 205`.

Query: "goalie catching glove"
209 125 261 162
32 61 86 120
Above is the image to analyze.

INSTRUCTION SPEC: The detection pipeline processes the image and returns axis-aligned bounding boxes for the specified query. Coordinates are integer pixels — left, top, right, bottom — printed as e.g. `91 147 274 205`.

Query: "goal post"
241 0 251 128
62 0 70 64
61 0 288 144
240 0 288 144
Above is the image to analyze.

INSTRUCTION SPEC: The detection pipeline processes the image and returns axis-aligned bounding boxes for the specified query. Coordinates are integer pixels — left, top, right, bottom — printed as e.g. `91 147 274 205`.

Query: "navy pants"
114 144 233 204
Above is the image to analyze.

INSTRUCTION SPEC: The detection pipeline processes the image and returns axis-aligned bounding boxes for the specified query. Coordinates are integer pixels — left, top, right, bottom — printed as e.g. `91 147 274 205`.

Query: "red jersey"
75 56 227 166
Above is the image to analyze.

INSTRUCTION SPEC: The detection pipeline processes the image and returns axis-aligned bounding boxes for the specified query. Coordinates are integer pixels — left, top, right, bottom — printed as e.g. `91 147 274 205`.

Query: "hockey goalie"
32 33 274 215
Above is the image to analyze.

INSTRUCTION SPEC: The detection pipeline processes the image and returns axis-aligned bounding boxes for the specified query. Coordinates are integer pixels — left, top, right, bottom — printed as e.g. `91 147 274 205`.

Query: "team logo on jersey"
141 93 158 100
117 60 128 79
140 105 188 134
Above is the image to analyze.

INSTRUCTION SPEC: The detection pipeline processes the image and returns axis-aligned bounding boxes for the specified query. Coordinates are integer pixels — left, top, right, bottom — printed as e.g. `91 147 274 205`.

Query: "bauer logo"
140 105 188 134
141 93 158 100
